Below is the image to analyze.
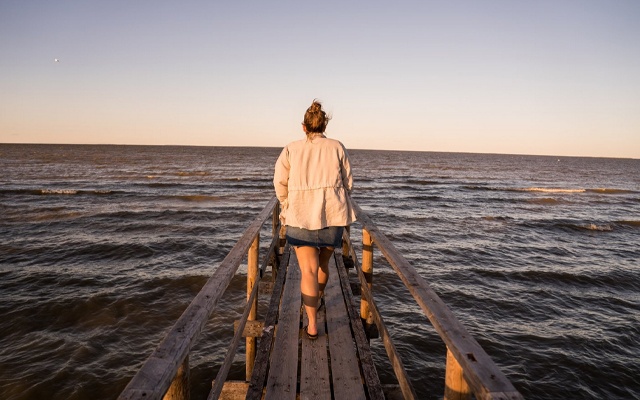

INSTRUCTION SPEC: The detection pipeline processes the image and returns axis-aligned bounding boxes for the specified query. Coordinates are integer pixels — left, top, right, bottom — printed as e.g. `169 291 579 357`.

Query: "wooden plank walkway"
120 198 523 400
225 245 383 400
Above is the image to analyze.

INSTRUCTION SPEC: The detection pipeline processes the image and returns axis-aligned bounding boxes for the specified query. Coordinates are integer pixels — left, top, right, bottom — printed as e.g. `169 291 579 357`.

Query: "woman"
273 100 356 340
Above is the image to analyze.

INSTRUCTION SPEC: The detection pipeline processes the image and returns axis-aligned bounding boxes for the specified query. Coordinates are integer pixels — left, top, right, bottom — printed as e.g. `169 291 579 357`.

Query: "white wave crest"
521 188 586 193
583 223 613 232
40 189 78 195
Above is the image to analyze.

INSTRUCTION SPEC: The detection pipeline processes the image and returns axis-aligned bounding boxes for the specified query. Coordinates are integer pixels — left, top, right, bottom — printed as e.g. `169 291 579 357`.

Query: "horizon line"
1 142 637 160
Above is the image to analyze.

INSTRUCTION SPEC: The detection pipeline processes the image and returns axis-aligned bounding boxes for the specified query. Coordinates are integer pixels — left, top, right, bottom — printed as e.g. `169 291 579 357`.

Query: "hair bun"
308 100 322 113
303 99 331 133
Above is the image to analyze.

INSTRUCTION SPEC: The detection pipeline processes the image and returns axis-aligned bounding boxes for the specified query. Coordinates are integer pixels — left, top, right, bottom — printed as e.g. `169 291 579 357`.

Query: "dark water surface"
1 144 638 399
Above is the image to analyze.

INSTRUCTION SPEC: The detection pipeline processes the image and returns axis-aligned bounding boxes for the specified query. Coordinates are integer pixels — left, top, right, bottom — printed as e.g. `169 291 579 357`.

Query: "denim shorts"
286 226 344 248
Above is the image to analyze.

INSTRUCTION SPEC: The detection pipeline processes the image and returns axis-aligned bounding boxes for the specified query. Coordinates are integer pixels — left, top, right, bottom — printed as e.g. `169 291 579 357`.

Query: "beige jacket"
274 134 356 229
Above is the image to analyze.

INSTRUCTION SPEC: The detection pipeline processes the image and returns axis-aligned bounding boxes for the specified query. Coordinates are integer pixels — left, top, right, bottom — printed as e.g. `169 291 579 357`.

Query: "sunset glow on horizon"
1 1 639 158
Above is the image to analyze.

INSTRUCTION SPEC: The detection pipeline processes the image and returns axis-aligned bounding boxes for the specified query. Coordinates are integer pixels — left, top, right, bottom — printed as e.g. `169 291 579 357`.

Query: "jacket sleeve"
340 144 353 193
273 146 290 203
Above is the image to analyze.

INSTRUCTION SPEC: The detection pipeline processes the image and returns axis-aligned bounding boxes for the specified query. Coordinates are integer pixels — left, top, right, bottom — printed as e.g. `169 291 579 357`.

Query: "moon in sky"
54 58 59 62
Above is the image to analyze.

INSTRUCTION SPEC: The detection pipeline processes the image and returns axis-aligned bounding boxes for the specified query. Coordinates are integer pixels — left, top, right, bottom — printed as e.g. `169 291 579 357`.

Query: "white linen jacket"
273 134 356 230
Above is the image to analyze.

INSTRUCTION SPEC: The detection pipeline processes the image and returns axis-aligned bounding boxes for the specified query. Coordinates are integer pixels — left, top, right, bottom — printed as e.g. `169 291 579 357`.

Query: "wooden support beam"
341 225 351 263
162 356 189 400
445 347 472 400
360 228 374 329
246 235 259 380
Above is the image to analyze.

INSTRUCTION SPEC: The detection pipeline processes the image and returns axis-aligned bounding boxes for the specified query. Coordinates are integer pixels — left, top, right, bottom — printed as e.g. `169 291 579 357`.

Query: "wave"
520 187 586 193
42 189 79 195
463 185 498 192
482 216 513 222
525 219 640 232
615 220 640 228
403 195 443 202
527 197 562 205
171 195 223 202
474 267 639 291
176 171 210 177
521 219 617 232
404 179 442 186
586 188 637 194
521 187 637 194
577 223 613 232
555 222 613 232
464 186 636 195
2 210 85 224
0 188 115 196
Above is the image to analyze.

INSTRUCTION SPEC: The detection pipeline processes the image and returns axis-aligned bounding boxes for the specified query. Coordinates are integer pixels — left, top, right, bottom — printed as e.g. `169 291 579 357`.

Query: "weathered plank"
233 320 265 337
353 202 523 400
246 246 291 399
264 251 302 400
333 249 385 400
211 381 249 400
325 256 367 400
300 303 330 400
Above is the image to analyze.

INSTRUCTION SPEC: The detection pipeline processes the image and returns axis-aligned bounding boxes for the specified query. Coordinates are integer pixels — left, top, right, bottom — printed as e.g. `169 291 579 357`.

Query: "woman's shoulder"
320 136 346 148
324 138 349 154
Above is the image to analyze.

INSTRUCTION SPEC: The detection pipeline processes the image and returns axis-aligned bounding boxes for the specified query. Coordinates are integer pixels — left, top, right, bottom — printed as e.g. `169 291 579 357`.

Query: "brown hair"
303 100 331 133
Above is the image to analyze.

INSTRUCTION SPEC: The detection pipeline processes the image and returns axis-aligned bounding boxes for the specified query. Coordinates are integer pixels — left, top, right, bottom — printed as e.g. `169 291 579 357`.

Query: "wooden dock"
119 197 524 400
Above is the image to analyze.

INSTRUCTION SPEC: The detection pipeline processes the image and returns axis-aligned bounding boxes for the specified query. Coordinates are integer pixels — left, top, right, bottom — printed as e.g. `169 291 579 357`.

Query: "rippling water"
1 144 638 399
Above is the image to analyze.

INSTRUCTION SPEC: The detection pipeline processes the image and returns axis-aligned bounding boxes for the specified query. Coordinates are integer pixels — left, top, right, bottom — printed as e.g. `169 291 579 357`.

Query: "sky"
1 0 639 158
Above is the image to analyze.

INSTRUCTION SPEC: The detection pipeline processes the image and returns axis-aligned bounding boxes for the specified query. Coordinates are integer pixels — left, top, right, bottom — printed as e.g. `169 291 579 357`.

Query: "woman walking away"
273 100 356 340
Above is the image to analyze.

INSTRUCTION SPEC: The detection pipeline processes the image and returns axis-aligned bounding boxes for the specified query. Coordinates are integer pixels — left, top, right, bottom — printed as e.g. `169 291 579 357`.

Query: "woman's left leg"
294 245 321 336
317 247 334 300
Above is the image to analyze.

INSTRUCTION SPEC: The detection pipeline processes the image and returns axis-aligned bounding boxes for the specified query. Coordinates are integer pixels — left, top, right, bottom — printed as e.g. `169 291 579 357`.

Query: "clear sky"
1 1 639 158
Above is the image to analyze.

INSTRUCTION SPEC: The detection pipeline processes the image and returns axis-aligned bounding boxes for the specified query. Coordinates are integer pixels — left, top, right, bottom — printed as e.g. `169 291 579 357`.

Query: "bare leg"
294 246 321 336
318 247 334 299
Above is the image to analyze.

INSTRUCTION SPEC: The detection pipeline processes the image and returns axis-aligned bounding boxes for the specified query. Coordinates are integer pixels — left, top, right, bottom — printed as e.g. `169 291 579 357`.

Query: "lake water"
1 144 638 399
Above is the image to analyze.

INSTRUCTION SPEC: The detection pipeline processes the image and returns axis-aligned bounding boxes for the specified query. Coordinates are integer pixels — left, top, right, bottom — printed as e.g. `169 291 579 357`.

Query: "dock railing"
119 196 523 400
119 196 280 400
346 202 523 400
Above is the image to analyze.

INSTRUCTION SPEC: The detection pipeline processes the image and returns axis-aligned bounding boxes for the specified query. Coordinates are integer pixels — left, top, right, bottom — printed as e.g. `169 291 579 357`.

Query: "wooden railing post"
444 348 471 400
361 228 374 329
163 355 189 400
341 226 351 260
269 203 280 277
246 234 259 380
272 202 279 238
274 204 286 281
